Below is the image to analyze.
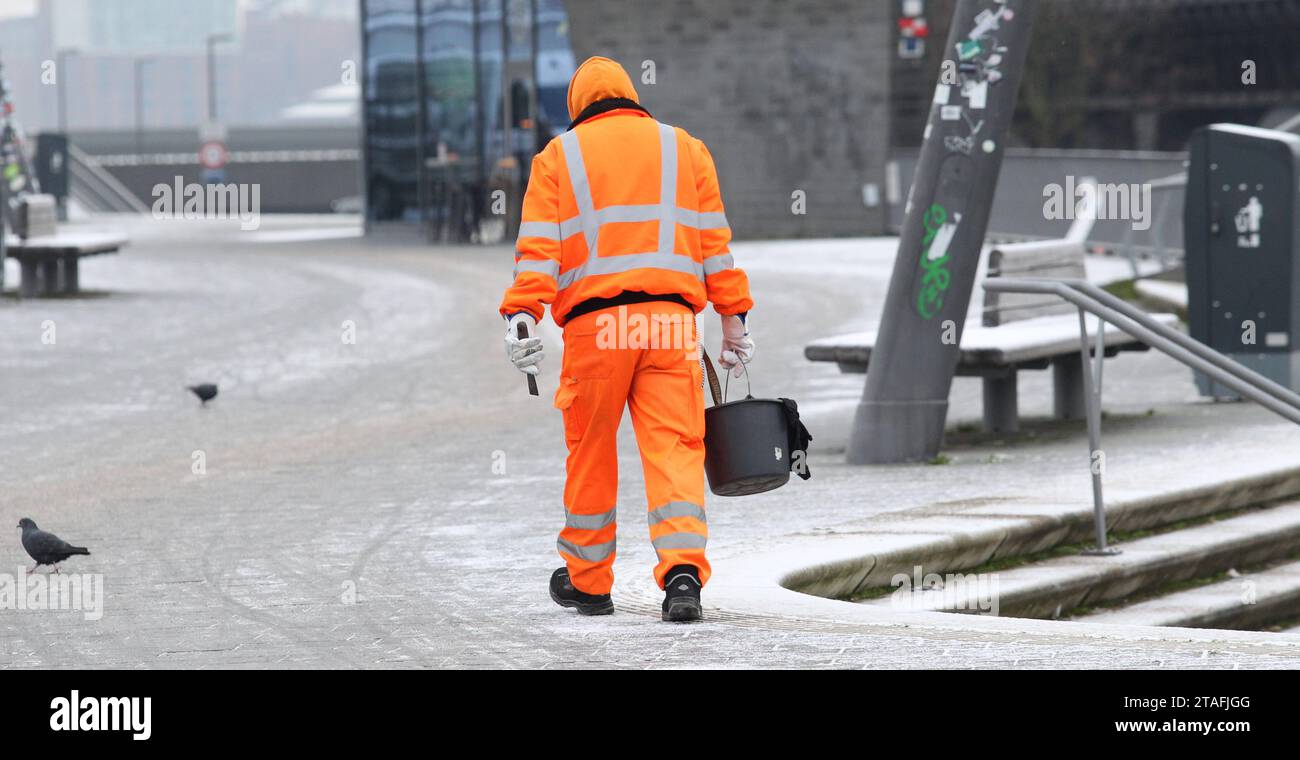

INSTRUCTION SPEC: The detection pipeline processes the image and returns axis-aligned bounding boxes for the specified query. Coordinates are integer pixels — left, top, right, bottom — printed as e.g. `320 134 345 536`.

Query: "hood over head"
567 56 639 122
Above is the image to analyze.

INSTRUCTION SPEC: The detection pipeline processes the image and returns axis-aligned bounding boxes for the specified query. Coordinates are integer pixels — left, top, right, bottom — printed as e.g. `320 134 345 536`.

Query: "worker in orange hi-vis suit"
499 56 753 622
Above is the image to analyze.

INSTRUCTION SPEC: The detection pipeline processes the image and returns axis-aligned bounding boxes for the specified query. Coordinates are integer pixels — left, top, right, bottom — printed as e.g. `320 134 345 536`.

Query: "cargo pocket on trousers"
553 376 587 444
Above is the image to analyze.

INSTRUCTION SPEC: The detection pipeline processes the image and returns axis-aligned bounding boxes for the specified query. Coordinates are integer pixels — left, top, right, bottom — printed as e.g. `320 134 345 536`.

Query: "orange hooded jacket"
499 56 752 326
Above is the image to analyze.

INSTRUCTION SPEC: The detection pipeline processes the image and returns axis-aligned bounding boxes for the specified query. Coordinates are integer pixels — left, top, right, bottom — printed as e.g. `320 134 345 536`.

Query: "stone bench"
4 232 127 297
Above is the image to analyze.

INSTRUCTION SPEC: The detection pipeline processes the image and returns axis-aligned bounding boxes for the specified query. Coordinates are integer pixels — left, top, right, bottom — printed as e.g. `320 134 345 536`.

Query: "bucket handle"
723 354 753 402
701 347 752 406
702 347 724 406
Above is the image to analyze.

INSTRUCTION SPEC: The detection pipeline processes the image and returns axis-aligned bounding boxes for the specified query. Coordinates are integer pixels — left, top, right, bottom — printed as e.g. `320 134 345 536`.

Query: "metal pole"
56 49 73 133
134 57 152 157
205 34 232 124
1076 309 1117 555
414 0 428 226
359 0 372 232
471 0 486 221
499 0 510 161
1 164 7 292
530 0 540 143
1076 308 1104 549
207 38 216 123
55 48 76 222
848 0 1036 464
1093 313 1105 398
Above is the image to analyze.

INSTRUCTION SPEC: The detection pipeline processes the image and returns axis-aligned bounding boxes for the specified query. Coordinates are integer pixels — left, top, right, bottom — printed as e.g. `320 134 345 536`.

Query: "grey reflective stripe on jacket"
513 258 560 279
512 121 733 284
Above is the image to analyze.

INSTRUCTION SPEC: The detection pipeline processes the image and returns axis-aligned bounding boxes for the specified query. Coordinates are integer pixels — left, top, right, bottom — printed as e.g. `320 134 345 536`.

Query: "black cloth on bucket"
779 398 813 481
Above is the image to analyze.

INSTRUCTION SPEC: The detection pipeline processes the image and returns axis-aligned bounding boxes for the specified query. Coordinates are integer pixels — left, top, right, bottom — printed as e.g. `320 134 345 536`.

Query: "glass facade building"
360 0 575 240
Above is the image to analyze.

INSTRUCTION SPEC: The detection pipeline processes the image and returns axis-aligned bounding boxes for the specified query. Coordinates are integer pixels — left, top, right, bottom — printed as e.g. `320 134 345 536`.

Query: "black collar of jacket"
568 98 653 130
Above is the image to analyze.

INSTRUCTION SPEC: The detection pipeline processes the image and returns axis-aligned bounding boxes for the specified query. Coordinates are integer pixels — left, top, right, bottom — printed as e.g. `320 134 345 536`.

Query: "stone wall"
563 0 893 239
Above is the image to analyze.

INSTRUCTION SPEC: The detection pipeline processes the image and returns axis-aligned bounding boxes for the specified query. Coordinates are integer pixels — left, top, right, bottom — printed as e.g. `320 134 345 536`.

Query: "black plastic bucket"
704 396 793 496
700 349 810 497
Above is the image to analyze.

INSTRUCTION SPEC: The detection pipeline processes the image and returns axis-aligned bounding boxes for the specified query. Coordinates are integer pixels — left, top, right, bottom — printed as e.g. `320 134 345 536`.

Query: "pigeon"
18 518 90 574
187 383 218 405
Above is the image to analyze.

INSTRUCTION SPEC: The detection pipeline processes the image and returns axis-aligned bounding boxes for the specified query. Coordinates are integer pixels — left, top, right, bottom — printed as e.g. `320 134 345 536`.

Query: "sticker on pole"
199 140 229 170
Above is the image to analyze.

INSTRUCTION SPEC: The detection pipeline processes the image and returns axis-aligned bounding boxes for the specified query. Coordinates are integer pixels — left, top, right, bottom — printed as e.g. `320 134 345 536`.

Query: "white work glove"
719 313 753 378
504 313 544 376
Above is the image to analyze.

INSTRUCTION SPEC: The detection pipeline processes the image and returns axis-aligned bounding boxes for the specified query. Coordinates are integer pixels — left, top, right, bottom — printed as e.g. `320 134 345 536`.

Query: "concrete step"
1077 559 1300 630
870 500 1300 619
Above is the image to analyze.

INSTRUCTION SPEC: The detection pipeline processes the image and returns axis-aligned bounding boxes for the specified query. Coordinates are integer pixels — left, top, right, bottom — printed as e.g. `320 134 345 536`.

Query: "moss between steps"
846 496 1289 605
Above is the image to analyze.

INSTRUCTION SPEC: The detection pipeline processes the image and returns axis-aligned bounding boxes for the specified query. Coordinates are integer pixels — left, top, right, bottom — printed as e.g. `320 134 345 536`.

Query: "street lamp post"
134 56 154 157
54 48 79 221
55 48 78 134
205 33 233 124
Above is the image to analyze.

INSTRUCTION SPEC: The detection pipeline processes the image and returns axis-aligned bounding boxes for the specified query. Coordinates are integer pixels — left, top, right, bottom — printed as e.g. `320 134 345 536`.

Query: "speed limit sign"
199 140 229 170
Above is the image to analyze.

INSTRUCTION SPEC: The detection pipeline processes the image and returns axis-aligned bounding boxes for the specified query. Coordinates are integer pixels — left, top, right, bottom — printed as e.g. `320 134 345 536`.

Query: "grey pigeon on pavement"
18 518 90 574
187 383 219 405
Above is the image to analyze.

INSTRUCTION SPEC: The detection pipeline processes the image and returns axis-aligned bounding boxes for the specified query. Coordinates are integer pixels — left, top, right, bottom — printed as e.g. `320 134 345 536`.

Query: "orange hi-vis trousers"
553 300 710 595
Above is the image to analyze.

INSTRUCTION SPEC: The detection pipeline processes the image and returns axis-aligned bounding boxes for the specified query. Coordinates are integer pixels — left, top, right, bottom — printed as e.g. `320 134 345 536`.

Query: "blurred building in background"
0 0 364 216
360 0 574 238
359 0 895 239
0 0 360 131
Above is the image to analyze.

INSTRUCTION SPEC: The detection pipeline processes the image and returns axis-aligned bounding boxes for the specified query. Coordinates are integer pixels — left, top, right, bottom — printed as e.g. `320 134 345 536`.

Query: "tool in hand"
518 321 539 396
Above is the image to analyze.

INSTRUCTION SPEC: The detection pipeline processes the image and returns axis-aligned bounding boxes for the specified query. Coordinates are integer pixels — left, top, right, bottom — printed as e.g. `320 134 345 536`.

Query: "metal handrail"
67 144 150 214
982 277 1300 553
1064 279 1300 412
985 279 1300 422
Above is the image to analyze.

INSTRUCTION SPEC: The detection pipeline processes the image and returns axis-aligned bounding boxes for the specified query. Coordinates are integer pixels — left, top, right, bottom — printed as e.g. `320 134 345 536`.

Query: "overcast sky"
0 0 37 20
0 0 257 21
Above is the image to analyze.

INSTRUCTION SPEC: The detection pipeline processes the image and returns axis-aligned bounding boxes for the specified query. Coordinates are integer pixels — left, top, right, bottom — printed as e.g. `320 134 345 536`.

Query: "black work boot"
661 565 703 622
549 567 614 616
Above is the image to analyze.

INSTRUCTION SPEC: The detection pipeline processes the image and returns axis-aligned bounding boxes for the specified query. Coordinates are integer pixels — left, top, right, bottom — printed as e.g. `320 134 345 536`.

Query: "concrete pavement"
4 216 1300 669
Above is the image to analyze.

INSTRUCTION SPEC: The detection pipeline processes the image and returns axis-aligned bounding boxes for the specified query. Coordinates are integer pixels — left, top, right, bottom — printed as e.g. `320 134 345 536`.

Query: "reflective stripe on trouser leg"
556 535 616 563
557 423 620 594
626 318 710 589
648 502 707 584
565 505 617 530
555 328 632 596
647 500 706 526
651 531 707 551
557 505 617 565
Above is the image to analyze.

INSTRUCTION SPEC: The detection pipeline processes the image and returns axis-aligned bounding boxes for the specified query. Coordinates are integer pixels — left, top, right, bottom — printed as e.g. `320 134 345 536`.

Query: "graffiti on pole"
916 202 961 319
